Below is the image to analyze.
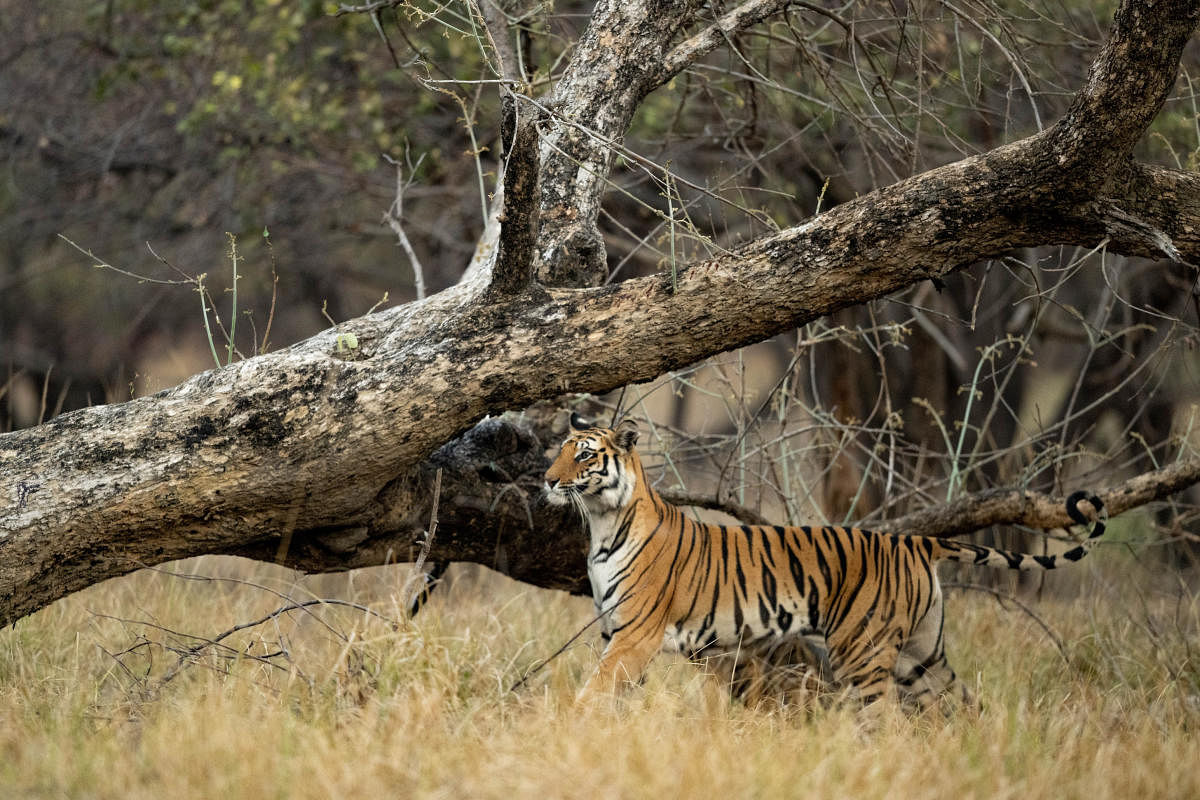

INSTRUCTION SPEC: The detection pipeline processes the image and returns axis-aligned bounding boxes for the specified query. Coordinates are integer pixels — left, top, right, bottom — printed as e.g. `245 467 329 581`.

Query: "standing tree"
3 0 1200 626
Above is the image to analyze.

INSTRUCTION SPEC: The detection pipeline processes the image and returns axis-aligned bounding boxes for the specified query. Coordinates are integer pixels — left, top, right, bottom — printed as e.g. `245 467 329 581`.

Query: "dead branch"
881 457 1200 538
657 0 796 86
488 97 541 296
402 467 441 615
382 152 429 300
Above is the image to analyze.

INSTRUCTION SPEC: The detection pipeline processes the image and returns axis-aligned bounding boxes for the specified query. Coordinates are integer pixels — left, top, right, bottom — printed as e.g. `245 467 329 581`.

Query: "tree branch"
656 0 795 86
882 457 1200 538
487 96 541 297
1088 163 1200 264
535 0 702 287
1051 0 1200 176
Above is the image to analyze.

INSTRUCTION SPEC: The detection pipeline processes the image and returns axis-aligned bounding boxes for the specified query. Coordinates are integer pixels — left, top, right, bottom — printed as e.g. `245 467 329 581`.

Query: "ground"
1 545 1196 799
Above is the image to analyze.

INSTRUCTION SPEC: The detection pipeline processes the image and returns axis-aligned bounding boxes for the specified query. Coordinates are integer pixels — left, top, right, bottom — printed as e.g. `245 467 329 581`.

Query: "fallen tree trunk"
2 0 1199 626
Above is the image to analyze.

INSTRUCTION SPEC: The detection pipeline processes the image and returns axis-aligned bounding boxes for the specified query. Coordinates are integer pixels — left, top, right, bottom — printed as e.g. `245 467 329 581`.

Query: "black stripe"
787 540 807 594
704 581 720 635
807 576 822 630
734 542 748 598
920 536 935 559
759 528 778 568
758 594 772 629
829 527 849 574
678 527 706 621
601 580 620 603
761 559 778 611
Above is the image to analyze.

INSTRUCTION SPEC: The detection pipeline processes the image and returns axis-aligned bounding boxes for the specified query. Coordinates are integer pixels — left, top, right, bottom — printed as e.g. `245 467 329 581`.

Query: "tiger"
543 415 1106 711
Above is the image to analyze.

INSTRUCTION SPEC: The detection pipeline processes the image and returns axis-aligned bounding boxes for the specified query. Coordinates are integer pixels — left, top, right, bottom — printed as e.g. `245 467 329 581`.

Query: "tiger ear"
613 419 639 452
569 412 591 431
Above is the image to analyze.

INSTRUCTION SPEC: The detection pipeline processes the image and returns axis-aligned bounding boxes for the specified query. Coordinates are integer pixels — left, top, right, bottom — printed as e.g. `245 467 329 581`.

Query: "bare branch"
382 153 429 300
657 0 795 86
335 1 401 16
1050 0 1200 176
475 0 522 85
402 467 441 614
658 489 772 527
882 457 1200 538
535 0 702 287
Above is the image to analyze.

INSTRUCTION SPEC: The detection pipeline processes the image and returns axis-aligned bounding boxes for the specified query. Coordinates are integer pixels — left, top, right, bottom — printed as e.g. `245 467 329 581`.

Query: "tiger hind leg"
707 636 833 710
893 603 979 715
828 639 905 708
837 662 907 735
894 651 977 715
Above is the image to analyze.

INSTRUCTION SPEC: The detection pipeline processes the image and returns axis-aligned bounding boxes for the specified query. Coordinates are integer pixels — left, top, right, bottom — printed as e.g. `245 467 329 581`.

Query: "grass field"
1 548 1197 800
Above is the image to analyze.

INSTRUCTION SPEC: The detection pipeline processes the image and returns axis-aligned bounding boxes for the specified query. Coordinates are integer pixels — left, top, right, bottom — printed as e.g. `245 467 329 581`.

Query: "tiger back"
543 416 1106 710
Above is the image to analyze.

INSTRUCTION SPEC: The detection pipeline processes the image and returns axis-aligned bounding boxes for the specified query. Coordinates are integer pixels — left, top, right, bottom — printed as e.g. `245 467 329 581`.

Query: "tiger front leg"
576 620 666 705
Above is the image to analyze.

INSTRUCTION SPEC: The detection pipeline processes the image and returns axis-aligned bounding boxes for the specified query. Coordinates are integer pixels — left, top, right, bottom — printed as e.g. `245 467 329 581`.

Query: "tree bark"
880 458 1200 539
534 0 702 287
2 0 1199 627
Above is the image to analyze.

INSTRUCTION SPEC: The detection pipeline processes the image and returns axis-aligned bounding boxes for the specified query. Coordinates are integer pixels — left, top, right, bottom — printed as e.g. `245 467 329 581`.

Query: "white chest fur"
584 508 626 631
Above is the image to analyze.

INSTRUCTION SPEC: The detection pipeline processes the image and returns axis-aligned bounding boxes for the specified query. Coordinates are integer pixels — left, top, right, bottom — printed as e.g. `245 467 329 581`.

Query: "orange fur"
544 418 1105 710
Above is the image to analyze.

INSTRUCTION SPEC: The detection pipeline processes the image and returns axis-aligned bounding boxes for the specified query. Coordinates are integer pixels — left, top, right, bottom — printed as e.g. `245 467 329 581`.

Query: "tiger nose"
546 479 560 491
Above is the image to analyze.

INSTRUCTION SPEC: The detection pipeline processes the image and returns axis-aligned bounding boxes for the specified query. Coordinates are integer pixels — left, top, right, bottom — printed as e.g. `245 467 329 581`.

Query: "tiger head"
544 414 641 513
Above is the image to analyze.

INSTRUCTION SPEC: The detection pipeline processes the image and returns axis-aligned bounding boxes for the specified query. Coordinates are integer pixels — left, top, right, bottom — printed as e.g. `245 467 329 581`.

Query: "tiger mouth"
543 483 595 525
542 483 578 505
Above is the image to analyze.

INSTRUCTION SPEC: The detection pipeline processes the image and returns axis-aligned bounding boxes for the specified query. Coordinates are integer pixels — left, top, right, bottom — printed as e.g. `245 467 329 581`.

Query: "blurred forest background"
3 0 1200 564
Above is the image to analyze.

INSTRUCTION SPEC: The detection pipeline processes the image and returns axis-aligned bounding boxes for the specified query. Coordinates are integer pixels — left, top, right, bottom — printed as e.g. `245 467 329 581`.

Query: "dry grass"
1 550 1197 800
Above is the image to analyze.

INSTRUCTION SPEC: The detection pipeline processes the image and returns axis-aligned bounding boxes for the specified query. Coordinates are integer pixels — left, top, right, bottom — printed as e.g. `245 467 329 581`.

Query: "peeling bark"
488 96 542 297
534 0 702 287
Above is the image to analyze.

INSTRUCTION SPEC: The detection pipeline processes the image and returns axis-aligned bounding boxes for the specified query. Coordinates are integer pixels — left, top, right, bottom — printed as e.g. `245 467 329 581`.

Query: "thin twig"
404 467 442 614
509 594 635 693
473 0 521 84
383 151 429 300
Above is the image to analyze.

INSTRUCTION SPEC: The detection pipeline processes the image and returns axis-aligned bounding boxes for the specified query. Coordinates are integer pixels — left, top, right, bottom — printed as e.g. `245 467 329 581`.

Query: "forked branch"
656 0 796 86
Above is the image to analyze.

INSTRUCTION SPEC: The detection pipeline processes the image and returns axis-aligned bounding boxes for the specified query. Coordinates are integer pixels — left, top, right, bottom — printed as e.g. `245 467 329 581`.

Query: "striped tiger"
543 415 1106 711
